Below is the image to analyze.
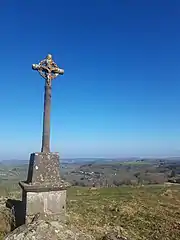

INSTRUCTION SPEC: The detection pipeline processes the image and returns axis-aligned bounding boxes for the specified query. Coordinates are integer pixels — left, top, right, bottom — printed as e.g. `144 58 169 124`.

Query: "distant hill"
0 160 28 166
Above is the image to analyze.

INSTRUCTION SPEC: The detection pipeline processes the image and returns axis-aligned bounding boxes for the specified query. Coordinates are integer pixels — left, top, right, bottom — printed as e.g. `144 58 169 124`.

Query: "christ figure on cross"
32 54 64 152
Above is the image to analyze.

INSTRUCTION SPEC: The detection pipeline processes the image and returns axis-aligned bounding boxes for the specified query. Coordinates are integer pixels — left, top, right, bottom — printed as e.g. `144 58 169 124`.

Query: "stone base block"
19 152 70 225
27 152 61 184
23 190 66 224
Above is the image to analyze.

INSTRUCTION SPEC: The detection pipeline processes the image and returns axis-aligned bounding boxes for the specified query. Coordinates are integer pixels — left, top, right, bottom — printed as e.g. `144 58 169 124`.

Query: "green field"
67 185 180 240
0 159 180 239
0 185 180 239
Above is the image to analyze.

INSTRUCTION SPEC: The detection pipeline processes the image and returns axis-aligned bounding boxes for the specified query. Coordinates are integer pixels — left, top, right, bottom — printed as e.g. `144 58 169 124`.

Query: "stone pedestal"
19 152 70 224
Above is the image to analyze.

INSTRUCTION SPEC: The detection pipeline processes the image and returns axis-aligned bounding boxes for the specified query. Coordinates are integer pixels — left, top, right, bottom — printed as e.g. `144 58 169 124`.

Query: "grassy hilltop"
0 159 180 239
0 184 180 239
67 185 180 240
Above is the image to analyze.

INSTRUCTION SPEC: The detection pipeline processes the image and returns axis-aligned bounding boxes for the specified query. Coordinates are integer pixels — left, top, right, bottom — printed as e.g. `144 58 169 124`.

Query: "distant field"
120 161 152 165
1 158 180 188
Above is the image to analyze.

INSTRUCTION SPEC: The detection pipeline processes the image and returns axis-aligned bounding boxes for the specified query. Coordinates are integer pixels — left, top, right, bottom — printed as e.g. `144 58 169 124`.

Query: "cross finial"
32 54 64 85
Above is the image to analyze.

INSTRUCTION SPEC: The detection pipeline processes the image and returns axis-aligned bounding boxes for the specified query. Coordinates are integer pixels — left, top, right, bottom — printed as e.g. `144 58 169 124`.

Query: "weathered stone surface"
20 152 70 191
19 152 71 224
19 180 70 192
0 204 14 236
26 152 61 185
25 190 66 223
4 219 95 240
102 233 128 240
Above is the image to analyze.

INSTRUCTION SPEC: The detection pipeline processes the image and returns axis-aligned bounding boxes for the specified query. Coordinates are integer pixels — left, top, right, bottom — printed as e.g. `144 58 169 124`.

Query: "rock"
102 233 128 240
0 206 14 236
4 219 95 240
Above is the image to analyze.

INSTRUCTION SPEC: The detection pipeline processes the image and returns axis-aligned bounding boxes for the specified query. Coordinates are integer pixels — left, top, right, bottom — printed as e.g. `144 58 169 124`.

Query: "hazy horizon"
1 155 180 162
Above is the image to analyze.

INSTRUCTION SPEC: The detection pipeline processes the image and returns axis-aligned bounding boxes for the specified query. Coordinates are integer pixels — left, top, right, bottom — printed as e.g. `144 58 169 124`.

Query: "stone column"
41 80 51 153
19 54 69 224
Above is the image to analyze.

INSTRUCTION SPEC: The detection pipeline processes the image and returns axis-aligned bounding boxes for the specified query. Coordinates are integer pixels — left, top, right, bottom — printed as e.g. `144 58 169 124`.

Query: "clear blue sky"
0 1 180 159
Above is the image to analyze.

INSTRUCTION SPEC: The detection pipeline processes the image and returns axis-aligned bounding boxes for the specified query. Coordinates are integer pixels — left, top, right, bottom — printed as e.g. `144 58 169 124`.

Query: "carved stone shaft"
41 80 51 152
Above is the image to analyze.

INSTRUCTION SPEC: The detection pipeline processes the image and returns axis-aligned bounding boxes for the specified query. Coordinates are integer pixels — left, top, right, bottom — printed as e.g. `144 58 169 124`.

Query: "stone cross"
32 54 64 152
18 55 69 224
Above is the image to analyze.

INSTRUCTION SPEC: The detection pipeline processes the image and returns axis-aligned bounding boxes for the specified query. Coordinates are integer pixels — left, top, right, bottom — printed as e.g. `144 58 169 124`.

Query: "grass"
0 184 180 239
67 185 180 240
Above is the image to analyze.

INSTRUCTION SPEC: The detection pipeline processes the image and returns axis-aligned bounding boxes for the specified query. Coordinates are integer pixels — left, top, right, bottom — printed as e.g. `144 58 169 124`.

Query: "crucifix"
32 54 64 152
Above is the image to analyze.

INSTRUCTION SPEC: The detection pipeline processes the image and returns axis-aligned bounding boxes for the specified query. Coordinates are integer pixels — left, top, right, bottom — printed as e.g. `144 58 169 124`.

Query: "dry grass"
0 185 180 239
67 185 180 240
